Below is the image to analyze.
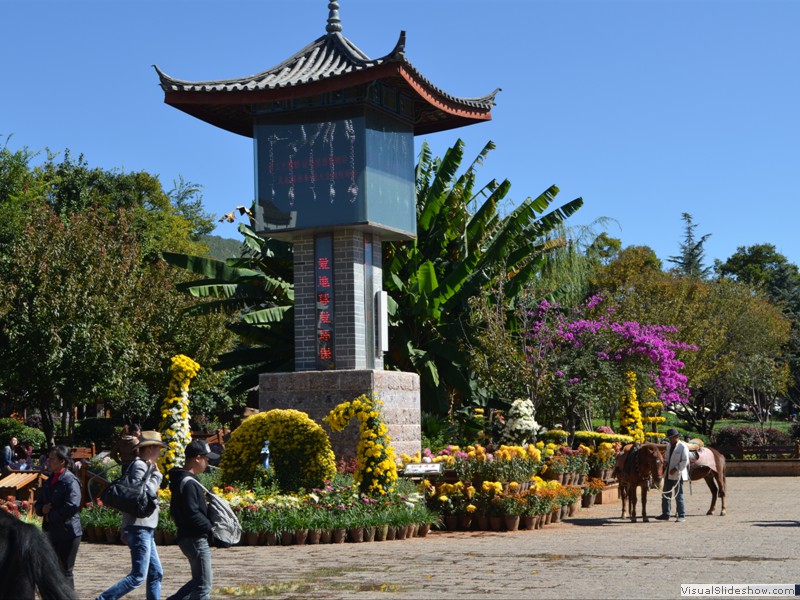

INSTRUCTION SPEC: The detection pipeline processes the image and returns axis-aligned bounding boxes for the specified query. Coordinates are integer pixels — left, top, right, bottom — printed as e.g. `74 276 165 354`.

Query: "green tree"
0 205 232 441
667 212 712 279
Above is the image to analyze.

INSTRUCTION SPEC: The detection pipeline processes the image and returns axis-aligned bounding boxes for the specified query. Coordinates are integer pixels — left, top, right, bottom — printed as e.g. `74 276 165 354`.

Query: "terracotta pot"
319 529 332 544
577 473 587 485
162 531 177 545
265 531 278 546
457 514 473 530
443 515 458 531
385 526 396 541
375 524 389 542
307 529 322 545
582 494 596 508
552 509 561 523
561 504 570 519
503 515 520 532
395 525 407 540
153 529 163 545
364 526 376 542
536 515 544 529
244 531 260 546
294 529 309 545
569 501 580 517
409 523 418 537
417 523 431 537
543 512 552 525
521 515 536 530
104 527 119 545
475 515 489 531
281 531 294 545
347 527 364 543
332 528 347 543
488 516 502 531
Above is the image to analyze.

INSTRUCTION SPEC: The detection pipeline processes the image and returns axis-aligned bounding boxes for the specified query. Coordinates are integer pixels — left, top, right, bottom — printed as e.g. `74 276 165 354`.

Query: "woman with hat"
96 431 167 600
656 428 690 522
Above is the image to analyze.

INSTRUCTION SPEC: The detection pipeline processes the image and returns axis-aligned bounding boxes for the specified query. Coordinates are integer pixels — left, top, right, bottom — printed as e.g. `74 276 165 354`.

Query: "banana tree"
161 224 294 394
383 139 583 413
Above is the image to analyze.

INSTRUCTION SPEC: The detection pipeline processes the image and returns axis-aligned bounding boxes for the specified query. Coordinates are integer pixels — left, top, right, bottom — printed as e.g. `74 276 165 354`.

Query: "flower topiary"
325 394 398 496
220 409 336 492
158 354 200 477
618 371 645 443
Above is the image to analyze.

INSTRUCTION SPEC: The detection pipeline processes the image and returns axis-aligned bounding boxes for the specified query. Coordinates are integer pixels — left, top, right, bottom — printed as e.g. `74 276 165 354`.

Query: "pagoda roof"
155 9 499 137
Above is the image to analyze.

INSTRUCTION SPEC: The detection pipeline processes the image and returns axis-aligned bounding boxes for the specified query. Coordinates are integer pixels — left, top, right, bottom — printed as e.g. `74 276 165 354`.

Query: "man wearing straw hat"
96 431 167 600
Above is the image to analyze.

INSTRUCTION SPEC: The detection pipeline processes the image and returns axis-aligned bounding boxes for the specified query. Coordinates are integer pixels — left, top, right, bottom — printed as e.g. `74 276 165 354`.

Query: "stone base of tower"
258 370 420 463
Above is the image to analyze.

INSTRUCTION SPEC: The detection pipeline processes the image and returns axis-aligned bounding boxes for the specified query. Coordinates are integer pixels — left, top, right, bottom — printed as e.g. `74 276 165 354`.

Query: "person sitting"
110 424 142 472
1 435 18 475
12 440 35 471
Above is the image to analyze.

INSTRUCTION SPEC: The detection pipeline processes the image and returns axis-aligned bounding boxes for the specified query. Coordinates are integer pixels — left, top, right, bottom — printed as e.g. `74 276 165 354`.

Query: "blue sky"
2 0 798 266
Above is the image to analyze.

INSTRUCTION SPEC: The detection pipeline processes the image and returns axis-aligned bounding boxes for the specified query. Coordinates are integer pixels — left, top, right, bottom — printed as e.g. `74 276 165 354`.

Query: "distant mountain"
200 234 245 260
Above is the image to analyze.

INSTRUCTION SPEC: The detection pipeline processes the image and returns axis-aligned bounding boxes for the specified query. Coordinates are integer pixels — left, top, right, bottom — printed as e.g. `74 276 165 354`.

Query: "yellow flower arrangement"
618 371 645 443
220 409 336 492
324 394 398 496
158 354 200 478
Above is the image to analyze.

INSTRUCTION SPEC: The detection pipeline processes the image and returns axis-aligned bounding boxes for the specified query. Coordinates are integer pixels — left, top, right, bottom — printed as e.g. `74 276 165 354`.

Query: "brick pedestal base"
259 370 421 462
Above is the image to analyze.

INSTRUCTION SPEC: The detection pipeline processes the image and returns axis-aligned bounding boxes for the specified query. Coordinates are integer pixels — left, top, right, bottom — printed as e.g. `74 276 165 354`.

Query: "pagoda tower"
155 2 498 458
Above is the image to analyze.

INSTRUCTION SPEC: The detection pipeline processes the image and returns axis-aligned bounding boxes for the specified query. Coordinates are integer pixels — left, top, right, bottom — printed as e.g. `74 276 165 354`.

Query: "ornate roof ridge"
154 30 405 93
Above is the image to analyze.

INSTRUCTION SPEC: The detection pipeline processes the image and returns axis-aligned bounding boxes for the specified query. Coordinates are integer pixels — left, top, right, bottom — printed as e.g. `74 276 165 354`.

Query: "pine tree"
668 212 712 279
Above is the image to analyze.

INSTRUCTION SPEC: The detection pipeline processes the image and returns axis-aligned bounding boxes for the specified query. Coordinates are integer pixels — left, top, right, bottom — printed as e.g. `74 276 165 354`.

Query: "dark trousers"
48 535 81 589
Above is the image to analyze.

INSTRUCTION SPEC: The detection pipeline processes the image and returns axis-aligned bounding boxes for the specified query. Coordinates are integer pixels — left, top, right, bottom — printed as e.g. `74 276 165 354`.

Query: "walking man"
167 440 219 600
656 428 689 522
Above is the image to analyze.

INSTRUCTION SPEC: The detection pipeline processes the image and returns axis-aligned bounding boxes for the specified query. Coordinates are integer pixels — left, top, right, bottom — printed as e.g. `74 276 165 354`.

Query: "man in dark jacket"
166 440 219 600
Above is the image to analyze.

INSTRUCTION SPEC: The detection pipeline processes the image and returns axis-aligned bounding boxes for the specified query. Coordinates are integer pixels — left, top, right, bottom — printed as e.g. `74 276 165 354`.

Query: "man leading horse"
655 428 688 522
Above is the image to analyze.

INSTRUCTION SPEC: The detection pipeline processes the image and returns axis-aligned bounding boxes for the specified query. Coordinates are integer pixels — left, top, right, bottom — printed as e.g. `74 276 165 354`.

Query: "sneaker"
654 514 670 521
676 517 686 522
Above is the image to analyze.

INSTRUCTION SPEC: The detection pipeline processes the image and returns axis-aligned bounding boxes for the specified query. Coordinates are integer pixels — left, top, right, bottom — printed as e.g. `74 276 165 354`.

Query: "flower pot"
443 515 458 531
488 516 502 531
307 529 322 545
521 516 536 531
320 529 332 544
265 531 278 546
543 512 551 525
582 494 596 508
385 526 396 541
281 531 295 546
535 515 544 529
395 525 408 540
503 515 520 532
332 528 347 544
153 529 163 545
417 523 431 537
244 531 260 546
409 523 419 538
364 526 376 542
569 501 580 517
294 529 309 545
457 515 473 530
577 473 586 485
561 504 570 519
347 527 364 543
162 531 177 545
375 524 389 542
104 527 119 545
475 515 489 531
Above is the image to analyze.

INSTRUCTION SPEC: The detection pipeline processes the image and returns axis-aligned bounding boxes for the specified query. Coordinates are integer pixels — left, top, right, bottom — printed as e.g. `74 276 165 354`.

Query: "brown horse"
659 445 727 516
614 443 664 523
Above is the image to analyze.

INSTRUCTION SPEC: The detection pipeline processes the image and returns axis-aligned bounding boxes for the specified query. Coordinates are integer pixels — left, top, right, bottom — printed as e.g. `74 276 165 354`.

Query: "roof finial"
326 1 342 34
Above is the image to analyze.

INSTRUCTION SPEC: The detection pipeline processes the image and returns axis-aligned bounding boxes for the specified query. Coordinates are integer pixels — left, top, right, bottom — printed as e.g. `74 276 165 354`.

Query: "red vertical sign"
315 235 334 369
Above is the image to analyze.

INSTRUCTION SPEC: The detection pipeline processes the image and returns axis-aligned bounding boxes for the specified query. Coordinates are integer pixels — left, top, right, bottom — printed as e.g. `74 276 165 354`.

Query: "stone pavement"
74 477 800 600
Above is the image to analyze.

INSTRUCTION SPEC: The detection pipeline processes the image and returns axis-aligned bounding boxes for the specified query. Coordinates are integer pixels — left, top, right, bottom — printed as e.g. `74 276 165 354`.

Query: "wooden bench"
70 444 96 460
739 443 800 459
191 429 229 447
0 470 47 504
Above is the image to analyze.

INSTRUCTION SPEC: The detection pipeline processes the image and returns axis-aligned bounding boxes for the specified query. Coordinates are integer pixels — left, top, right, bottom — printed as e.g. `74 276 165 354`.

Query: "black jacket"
34 469 82 541
168 468 212 540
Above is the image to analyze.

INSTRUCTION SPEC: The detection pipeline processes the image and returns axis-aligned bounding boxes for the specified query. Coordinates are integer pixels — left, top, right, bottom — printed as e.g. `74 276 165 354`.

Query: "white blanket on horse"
691 447 717 472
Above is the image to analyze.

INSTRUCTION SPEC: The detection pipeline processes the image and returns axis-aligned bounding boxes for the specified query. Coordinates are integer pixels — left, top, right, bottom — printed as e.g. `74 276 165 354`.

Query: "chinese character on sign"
318 275 331 288
319 347 332 360
317 292 330 305
320 311 332 325
318 329 331 342
317 257 330 270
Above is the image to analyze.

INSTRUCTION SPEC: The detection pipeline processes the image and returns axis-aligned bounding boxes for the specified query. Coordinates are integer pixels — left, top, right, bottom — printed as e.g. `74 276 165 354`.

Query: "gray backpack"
179 476 242 547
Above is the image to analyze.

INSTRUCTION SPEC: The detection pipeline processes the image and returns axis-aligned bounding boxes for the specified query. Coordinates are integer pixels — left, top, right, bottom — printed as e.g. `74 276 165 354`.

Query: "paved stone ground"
74 477 800 600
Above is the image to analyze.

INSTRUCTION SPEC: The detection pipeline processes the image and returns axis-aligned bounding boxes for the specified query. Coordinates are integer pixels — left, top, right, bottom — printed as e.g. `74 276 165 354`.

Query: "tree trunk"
39 398 56 447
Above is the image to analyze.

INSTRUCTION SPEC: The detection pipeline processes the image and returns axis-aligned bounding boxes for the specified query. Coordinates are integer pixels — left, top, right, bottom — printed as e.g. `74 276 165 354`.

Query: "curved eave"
157 60 498 138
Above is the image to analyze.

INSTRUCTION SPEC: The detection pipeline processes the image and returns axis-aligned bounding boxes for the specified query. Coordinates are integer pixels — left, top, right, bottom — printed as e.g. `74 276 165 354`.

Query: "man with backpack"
166 440 219 600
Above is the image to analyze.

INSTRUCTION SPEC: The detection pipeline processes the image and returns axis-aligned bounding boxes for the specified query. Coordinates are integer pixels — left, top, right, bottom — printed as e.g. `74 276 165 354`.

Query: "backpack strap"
179 474 210 497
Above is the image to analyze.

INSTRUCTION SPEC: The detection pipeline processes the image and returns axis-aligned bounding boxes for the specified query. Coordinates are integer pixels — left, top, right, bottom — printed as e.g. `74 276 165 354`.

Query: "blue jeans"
662 478 685 518
97 526 162 600
167 537 212 600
